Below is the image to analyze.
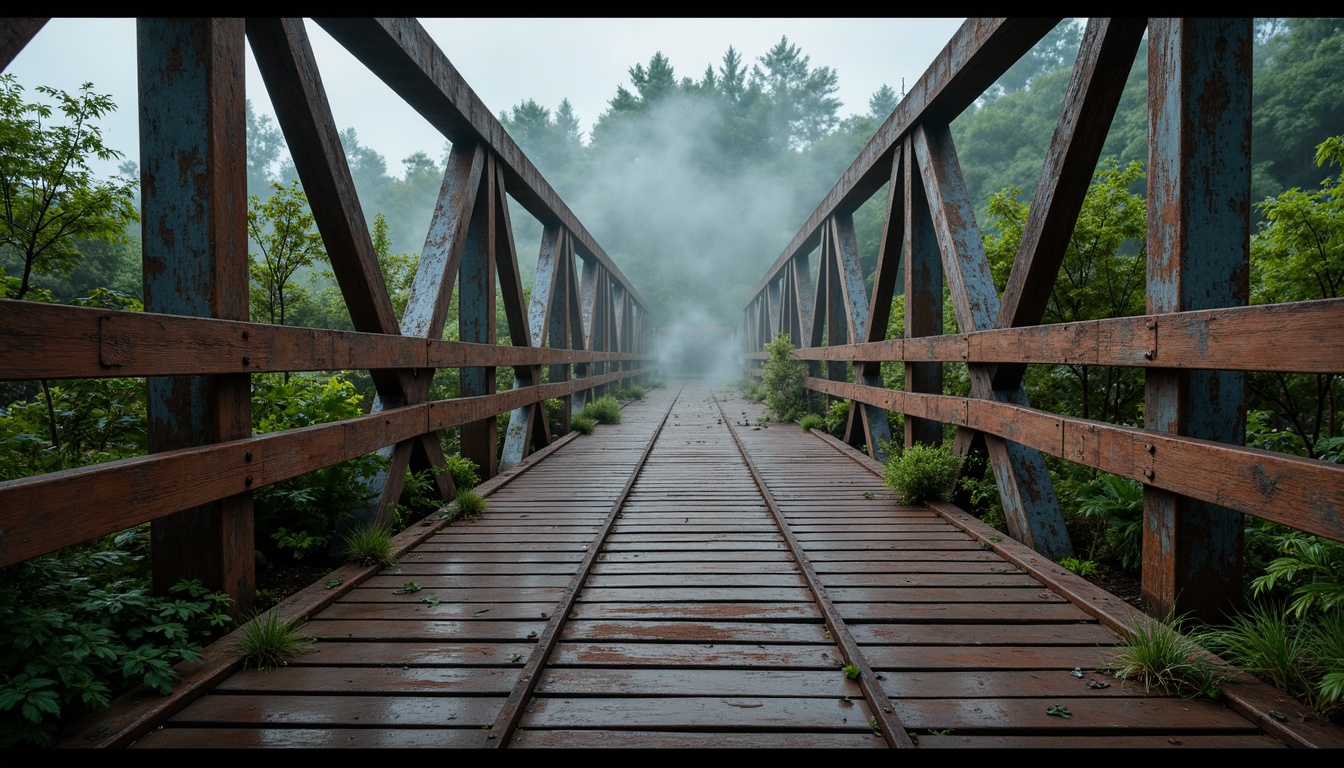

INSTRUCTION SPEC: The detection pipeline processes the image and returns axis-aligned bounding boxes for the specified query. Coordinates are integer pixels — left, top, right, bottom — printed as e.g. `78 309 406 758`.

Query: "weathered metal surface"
1143 18 1252 622
313 18 646 312
137 19 254 610
747 18 1059 301
0 17 45 71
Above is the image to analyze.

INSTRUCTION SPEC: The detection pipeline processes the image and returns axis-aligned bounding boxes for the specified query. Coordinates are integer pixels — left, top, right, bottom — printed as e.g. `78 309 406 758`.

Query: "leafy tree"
1252 19 1344 203
247 180 323 328
751 36 841 151
868 84 899 119
246 98 284 200
1249 135 1344 457
0 74 138 300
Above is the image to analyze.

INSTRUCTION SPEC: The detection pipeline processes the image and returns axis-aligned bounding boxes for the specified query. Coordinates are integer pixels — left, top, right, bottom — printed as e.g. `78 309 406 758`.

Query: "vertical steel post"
1143 18 1251 622
139 19 253 614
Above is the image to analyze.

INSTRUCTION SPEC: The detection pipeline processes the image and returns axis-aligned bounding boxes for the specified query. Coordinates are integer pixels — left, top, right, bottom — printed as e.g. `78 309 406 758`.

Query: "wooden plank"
0 18 45 71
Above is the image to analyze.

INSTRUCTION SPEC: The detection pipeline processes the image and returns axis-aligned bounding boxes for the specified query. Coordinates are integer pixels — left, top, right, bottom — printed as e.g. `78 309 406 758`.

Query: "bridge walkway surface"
126 382 1294 749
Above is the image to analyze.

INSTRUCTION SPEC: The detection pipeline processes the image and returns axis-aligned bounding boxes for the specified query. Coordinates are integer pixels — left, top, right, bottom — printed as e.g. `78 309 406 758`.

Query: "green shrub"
570 415 597 435
798 413 824 431
1250 532 1344 619
230 611 313 671
0 532 232 746
1202 601 1344 717
1077 473 1144 571
251 373 385 564
1108 613 1224 699
340 524 397 568
882 443 962 503
762 334 807 422
824 399 849 436
582 395 622 424
444 452 480 490
453 489 488 520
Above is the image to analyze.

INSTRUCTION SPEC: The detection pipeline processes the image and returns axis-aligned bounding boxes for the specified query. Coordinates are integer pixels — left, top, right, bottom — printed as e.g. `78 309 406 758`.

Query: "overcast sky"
7 18 966 178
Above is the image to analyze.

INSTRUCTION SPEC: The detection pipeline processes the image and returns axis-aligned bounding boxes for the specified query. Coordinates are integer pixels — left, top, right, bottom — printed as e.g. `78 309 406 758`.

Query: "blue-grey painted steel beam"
139 19 253 613
903 135 944 450
914 124 1072 560
459 154 497 478
1143 18 1251 623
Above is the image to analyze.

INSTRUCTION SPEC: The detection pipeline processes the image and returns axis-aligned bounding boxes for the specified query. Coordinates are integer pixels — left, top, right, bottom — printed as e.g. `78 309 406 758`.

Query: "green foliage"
582 395 623 425
1060 558 1100 578
1248 135 1344 457
444 452 480 491
251 373 385 564
340 524 397 568
798 413 824 431
882 443 962 504
0 377 146 481
570 415 597 435
248 180 325 327
762 334 807 422
0 533 231 745
453 489 488 521
1202 601 1343 717
0 74 139 301
1109 613 1224 699
984 160 1147 426
611 384 645 402
230 612 314 671
824 399 849 436
1077 473 1145 572
1250 532 1344 619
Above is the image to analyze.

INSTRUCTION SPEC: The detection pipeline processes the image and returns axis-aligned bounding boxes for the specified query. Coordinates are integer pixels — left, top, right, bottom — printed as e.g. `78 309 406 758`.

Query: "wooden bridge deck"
124 383 1302 749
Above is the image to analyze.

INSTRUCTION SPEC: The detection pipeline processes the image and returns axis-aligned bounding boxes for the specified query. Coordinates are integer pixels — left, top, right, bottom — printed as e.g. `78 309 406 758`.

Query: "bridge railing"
741 18 1344 622
0 18 653 612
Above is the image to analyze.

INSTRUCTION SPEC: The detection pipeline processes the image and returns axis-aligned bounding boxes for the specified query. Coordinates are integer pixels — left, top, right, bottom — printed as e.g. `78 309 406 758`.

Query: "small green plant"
1250 533 1344 619
393 581 422 595
824 399 849 436
883 443 962 503
1060 557 1100 578
454 488 488 520
841 664 861 680
570 414 597 435
1201 601 1343 717
581 395 623 424
444 452 481 490
1045 704 1072 718
1108 613 1224 699
230 611 314 670
1077 473 1144 571
340 524 397 567
762 334 807 422
799 413 824 431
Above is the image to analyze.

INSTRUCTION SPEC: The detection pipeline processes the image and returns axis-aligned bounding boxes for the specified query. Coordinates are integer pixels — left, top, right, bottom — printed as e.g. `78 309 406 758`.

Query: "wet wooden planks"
131 383 1291 749
515 385 881 748
726 391 1279 748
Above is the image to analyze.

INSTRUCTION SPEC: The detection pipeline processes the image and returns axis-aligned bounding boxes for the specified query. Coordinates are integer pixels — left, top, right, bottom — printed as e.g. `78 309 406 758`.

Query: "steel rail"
712 394 914 749
482 386 683 748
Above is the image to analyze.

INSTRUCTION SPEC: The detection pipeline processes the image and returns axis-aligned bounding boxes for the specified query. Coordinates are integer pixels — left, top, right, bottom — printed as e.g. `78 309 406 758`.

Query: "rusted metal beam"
0 18 46 72
914 123 1072 560
459 153 498 478
994 18 1148 391
312 18 645 313
746 18 1059 304
904 136 944 449
1143 18 1252 623
138 19 254 614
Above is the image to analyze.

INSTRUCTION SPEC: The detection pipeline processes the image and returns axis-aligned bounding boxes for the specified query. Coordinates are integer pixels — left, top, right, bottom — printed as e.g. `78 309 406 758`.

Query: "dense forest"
1 19 1342 742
